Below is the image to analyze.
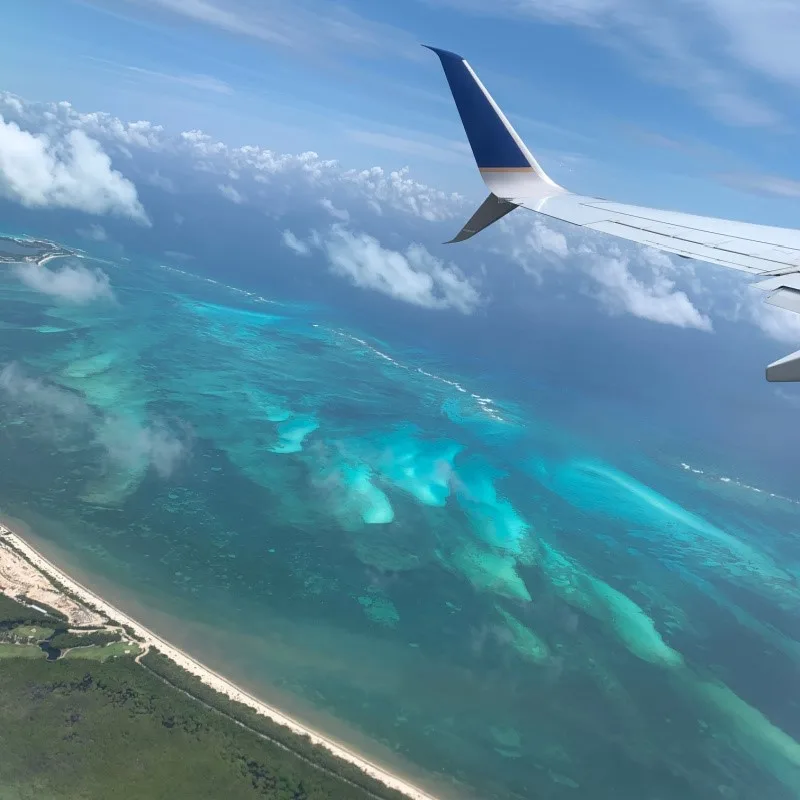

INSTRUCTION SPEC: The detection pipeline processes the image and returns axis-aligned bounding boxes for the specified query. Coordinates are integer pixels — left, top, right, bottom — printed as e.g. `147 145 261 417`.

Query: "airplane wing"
425 45 800 382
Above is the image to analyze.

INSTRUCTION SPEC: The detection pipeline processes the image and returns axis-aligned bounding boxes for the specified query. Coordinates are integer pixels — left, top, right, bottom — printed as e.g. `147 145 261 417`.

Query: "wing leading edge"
425 45 800 383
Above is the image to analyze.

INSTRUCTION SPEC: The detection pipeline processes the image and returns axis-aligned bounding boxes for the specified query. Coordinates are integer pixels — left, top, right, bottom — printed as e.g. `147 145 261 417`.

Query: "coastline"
0 521 439 800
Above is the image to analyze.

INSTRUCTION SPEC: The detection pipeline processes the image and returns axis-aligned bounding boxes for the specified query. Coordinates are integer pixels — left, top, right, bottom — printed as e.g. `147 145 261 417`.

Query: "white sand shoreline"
0 523 439 800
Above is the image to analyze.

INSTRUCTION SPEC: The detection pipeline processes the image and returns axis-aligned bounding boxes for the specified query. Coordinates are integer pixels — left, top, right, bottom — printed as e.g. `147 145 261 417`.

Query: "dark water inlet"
38 641 60 661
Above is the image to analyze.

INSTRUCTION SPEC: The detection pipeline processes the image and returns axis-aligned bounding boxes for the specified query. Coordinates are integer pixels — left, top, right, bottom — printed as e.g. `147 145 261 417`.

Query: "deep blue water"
1 244 800 799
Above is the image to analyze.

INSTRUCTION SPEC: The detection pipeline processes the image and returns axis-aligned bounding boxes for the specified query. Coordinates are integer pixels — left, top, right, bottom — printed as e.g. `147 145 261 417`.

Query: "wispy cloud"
84 0 421 61
86 56 234 95
122 64 234 95
147 170 177 192
427 0 782 127
0 362 190 479
345 128 472 165
717 172 800 199
281 229 312 257
320 198 350 222
76 223 108 242
218 183 245 204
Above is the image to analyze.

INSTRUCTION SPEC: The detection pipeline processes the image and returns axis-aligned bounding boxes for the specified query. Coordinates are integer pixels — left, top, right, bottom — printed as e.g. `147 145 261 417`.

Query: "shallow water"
1 251 800 799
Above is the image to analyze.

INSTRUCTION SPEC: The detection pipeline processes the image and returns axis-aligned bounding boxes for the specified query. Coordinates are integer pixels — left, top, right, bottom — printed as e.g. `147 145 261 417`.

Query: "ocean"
1 240 800 799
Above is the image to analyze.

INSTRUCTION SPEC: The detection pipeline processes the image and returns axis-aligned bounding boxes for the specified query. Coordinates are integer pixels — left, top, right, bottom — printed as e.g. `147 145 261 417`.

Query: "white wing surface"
426 45 800 382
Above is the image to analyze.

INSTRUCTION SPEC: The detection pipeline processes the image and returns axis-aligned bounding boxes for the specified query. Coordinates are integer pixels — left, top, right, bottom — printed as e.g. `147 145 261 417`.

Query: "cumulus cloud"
585 249 713 331
281 229 312 257
500 219 570 283
0 92 464 223
302 225 481 313
218 183 245 204
13 262 115 305
747 298 800 344
0 362 189 478
495 214 712 330
0 115 148 222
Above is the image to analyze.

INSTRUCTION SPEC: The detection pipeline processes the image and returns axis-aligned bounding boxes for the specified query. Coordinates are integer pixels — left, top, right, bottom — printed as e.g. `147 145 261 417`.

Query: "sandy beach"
0 522 439 800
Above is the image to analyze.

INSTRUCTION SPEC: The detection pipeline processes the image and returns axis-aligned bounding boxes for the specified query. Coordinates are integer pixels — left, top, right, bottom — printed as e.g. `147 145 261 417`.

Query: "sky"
2 0 800 482
4 0 800 223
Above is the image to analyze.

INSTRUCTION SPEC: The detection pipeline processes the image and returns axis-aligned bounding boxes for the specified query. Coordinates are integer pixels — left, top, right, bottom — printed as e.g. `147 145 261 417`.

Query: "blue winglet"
424 45 531 171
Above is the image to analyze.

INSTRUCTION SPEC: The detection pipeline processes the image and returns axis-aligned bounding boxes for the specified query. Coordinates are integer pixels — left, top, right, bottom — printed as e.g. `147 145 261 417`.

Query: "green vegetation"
122 623 145 642
63 641 141 661
142 651 407 800
0 554 411 799
50 630 121 649
0 642 46 659
0 593 65 630
0 624 56 642
0 654 404 799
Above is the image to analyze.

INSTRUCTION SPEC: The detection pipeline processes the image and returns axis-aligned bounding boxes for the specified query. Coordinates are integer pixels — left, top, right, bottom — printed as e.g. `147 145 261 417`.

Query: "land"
0 234 76 266
0 523 438 800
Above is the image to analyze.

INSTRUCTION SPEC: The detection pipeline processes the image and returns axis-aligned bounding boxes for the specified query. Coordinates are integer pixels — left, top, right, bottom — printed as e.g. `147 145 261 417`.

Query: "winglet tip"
421 44 465 63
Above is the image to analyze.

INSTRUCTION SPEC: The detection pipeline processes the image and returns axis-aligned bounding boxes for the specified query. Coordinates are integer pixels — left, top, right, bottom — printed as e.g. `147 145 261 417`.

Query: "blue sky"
5 0 800 226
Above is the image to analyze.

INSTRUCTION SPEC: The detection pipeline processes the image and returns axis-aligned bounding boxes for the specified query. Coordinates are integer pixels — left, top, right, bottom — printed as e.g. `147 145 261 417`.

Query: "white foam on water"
679 461 800 507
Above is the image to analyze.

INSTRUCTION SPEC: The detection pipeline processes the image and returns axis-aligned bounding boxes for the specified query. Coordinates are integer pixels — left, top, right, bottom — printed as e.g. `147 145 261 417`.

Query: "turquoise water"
1 251 800 799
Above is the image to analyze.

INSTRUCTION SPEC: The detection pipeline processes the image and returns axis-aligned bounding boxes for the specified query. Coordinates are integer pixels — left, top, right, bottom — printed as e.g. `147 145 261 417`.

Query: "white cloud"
501 219 570 283
320 198 350 222
13 262 115 305
586 249 713 331
495 214 711 330
748 298 800 344
76 223 108 241
281 229 312 257
96 415 188 479
0 92 465 223
0 115 148 222
308 226 481 313
0 362 189 478
218 183 245 204
0 362 90 423
1 94 25 117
